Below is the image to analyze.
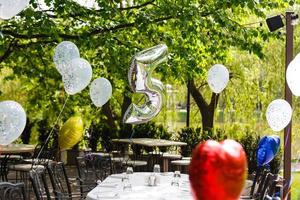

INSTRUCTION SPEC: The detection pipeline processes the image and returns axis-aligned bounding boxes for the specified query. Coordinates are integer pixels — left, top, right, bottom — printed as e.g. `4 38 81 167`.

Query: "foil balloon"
0 101 26 145
266 99 292 132
59 116 84 151
286 56 300 96
256 135 280 167
189 139 247 200
53 41 80 75
207 64 230 94
123 44 168 124
62 58 92 95
90 77 112 107
0 0 30 20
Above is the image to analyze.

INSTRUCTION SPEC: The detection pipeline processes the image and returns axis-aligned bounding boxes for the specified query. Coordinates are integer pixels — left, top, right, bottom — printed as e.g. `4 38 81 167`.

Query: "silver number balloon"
123 44 168 124
0 101 26 145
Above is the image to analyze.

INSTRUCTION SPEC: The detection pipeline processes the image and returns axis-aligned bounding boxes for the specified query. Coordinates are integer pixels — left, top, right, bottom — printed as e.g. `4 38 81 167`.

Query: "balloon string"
129 125 135 141
35 94 70 161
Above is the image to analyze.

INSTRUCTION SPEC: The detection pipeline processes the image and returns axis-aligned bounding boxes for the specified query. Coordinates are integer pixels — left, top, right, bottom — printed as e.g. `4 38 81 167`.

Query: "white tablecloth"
86 172 193 200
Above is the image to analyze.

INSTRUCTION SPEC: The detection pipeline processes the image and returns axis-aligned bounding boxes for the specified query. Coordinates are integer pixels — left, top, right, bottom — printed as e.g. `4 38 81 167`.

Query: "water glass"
171 171 181 186
122 176 132 191
121 172 129 182
174 171 181 178
153 164 160 173
126 166 134 174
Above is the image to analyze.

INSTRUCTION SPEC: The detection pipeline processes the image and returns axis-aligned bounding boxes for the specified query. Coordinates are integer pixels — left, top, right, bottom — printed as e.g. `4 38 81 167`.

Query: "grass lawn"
291 172 300 200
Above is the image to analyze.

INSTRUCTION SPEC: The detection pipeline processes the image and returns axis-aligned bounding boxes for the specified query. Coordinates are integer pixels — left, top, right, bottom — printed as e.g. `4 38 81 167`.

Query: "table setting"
86 170 193 200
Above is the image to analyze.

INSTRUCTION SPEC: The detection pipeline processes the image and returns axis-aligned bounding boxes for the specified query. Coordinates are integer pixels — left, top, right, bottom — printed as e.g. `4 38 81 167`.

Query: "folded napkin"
96 192 119 199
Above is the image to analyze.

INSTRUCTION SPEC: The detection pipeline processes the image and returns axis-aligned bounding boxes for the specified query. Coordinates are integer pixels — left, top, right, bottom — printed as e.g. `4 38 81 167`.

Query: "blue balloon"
256 135 280 167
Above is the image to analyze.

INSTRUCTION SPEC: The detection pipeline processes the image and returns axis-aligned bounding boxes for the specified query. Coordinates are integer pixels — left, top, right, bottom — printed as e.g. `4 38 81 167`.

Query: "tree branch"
0 40 56 64
189 79 208 113
0 40 17 63
2 16 174 40
119 0 155 11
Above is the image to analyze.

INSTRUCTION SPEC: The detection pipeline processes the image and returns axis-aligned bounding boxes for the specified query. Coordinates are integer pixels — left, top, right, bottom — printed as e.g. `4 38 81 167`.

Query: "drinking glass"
171 171 181 186
122 176 132 191
126 166 134 174
153 164 160 173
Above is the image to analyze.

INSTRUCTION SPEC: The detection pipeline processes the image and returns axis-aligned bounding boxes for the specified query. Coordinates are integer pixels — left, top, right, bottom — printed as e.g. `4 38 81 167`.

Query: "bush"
118 122 171 154
237 131 282 175
177 127 227 157
177 126 281 175
88 122 117 152
238 130 260 174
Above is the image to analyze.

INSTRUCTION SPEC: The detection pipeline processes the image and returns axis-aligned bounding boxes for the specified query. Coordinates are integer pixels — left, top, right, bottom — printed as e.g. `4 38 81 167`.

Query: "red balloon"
189 139 247 200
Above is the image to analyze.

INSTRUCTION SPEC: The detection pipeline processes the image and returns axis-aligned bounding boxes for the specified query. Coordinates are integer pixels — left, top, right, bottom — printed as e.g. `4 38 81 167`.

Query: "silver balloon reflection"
0 0 30 20
53 41 80 75
0 101 26 145
63 58 92 95
90 77 112 107
123 44 168 124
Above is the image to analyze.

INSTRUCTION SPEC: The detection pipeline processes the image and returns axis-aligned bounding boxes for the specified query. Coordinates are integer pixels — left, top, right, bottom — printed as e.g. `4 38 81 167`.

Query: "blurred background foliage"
0 0 300 193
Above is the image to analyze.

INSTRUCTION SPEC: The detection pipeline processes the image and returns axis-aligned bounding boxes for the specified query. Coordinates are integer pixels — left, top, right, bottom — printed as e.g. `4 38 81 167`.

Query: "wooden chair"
0 182 26 200
29 168 51 200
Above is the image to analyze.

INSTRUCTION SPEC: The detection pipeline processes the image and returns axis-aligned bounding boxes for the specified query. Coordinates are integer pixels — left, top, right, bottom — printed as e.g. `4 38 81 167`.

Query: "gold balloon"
59 116 84 151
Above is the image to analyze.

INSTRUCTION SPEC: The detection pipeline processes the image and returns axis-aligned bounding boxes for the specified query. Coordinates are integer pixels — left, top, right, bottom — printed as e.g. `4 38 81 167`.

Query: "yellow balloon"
59 116 84 151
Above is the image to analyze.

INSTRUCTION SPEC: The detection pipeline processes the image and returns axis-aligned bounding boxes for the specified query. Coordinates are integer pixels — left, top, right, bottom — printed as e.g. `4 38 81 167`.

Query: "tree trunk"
189 80 219 131
101 102 116 129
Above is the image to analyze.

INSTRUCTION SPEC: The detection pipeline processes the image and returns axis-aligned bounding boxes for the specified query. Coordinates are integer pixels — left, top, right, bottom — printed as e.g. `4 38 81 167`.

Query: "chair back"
259 173 278 200
77 154 112 182
31 143 57 166
29 168 51 200
250 168 269 196
0 182 26 200
47 162 72 200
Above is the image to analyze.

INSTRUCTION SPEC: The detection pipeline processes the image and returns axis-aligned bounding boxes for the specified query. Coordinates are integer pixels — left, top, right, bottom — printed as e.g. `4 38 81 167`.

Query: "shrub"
88 122 117 152
177 126 281 175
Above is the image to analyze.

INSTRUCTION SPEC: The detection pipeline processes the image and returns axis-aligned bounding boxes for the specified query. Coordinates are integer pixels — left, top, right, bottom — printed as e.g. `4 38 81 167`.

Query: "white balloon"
0 0 30 20
287 57 300 96
90 78 112 107
63 58 92 95
207 64 229 94
0 101 26 145
54 41 80 75
266 99 292 132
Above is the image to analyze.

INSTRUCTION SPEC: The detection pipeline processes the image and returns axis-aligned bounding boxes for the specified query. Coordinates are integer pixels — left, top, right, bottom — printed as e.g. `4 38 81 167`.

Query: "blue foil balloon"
256 135 280 167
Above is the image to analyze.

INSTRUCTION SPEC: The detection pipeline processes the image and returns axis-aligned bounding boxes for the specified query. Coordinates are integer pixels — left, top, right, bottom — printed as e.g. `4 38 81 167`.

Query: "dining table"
86 172 253 200
86 172 192 200
112 138 187 171
111 138 187 147
0 144 36 181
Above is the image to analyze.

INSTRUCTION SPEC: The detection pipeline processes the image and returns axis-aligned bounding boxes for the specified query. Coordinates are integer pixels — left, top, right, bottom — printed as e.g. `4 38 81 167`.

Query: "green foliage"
0 0 289 137
177 127 227 156
132 121 171 139
87 121 117 152
177 126 281 174
238 130 261 174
